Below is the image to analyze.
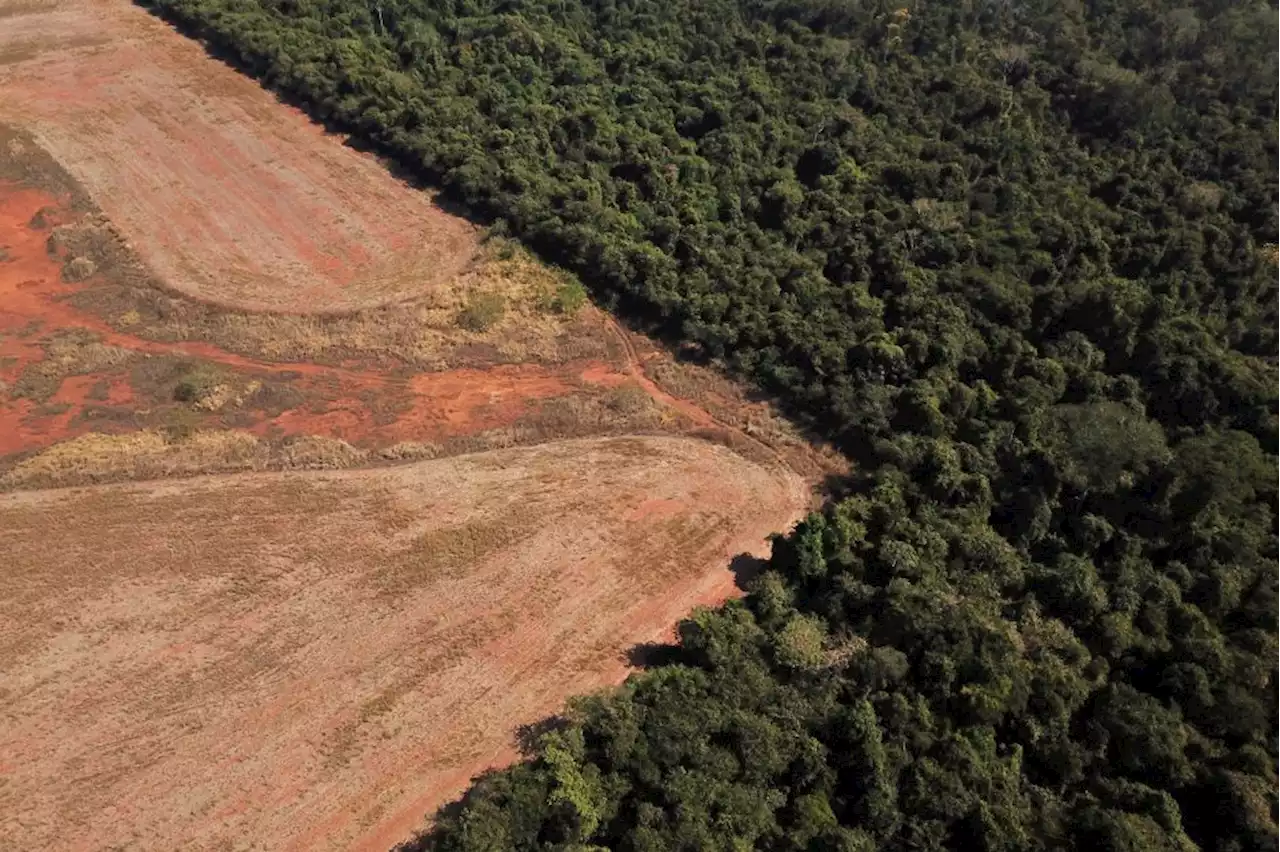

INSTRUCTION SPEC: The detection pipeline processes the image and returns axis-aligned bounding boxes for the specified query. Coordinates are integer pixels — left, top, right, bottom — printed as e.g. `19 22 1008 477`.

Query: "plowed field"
0 0 476 313
0 437 810 850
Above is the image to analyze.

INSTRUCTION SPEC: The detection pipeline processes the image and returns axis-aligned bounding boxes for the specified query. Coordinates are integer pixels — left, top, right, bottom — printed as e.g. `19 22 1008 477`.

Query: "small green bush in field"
551 278 588 315
457 291 506 331
173 364 225 403
537 274 588 316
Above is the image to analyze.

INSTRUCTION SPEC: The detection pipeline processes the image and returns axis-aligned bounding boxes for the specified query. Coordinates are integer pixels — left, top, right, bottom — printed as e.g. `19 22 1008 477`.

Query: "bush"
457 291 506 331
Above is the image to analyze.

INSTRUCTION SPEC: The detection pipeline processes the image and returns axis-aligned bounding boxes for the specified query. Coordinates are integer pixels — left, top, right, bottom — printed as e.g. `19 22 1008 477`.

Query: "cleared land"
0 436 809 851
0 137 833 851
0 0 840 848
0 0 477 313
0 171 834 486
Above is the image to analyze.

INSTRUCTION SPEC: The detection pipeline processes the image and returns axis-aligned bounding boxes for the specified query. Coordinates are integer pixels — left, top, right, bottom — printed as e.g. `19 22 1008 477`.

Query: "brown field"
0 0 846 849
0 0 477 313
0 436 811 850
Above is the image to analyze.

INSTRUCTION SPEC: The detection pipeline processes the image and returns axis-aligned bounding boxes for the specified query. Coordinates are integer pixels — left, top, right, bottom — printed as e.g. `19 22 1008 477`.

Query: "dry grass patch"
0 124 91 204
371 512 543 597
1 381 672 490
60 255 95 281
649 359 802 443
68 241 611 370
47 218 123 265
373 386 672 462
0 430 378 490
0 429 265 488
280 434 368 470
645 357 847 478
13 329 133 401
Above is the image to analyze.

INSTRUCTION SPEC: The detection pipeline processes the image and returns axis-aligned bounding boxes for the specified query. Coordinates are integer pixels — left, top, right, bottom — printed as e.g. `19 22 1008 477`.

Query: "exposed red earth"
0 0 839 848
0 185 652 459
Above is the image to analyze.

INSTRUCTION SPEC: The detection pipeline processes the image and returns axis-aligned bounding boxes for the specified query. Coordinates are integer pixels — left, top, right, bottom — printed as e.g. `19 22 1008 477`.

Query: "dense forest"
138 0 1278 847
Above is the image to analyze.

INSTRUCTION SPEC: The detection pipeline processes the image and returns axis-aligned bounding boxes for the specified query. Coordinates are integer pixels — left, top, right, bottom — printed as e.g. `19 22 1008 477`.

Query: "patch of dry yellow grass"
1 430 268 488
2 383 672 491
13 329 133 401
69 232 610 370
1 430 376 490
280 435 369 470
202 247 595 365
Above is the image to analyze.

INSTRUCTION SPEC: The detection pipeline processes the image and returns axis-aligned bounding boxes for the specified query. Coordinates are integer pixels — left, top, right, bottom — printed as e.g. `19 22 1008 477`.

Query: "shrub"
457 291 506 331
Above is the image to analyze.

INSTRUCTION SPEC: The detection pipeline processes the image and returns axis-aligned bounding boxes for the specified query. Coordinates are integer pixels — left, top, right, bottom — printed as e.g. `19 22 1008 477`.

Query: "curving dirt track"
0 0 477 313
0 437 810 851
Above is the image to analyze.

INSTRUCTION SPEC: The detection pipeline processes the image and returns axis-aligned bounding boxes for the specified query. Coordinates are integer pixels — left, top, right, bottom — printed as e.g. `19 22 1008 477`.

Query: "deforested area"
0 4 834 847
61 0 1280 846
0 437 808 849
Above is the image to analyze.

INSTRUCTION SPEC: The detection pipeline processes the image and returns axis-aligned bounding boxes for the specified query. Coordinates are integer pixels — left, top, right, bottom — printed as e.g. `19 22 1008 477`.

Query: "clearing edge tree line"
136 0 1278 847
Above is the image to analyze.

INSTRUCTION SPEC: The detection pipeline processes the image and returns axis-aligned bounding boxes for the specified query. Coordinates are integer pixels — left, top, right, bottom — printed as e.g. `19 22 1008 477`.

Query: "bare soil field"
0 0 477 313
0 436 809 851
0 1 845 848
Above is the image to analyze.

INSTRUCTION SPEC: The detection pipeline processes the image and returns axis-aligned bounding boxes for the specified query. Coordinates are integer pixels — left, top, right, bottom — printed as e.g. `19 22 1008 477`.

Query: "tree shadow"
626 641 683 668
391 716 568 851
392 772 498 852
728 552 768 589
514 715 568 758
625 551 770 670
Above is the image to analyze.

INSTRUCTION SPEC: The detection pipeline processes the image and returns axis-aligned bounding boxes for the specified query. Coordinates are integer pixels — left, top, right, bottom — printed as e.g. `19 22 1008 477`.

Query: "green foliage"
542 729 607 843
172 363 226 404
136 0 1278 847
457 290 506 331
539 275 589 316
1039 402 1169 492
772 613 827 671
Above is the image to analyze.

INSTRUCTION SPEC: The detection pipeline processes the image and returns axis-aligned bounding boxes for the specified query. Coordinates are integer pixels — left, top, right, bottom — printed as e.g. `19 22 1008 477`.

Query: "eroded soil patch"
0 180 684 481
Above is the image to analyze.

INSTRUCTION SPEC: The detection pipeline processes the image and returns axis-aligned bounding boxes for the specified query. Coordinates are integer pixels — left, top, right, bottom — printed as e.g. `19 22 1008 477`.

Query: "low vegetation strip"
0 436 809 851
129 0 1278 848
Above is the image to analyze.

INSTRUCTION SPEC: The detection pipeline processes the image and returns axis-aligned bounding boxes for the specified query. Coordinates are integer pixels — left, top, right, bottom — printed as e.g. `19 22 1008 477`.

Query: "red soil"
0 185 641 458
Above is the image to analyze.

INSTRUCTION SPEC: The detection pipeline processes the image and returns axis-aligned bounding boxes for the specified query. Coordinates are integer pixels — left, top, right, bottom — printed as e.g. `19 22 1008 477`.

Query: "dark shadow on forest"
514 716 569 757
626 641 683 668
728 551 769 588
